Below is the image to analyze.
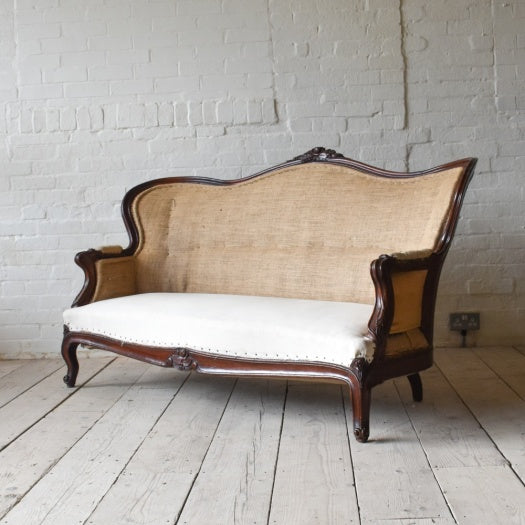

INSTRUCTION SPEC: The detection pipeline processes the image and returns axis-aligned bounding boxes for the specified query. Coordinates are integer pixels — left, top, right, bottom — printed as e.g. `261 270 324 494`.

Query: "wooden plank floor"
1 347 524 524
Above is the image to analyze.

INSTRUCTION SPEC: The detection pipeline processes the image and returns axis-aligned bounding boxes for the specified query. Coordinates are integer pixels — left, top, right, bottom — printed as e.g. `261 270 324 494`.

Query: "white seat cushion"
63 293 375 367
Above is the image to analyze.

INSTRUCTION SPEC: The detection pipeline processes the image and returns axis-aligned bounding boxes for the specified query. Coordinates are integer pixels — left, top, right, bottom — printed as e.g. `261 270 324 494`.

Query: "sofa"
62 147 476 442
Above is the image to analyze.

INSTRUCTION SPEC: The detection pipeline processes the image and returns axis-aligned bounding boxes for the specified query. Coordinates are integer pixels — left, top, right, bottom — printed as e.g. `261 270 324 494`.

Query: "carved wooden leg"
350 383 371 443
61 334 79 388
407 373 423 402
348 357 372 442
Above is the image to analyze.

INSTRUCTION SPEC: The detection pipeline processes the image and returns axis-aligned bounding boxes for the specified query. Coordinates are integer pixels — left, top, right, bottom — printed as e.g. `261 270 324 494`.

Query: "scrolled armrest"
96 245 125 255
72 247 137 307
390 249 433 262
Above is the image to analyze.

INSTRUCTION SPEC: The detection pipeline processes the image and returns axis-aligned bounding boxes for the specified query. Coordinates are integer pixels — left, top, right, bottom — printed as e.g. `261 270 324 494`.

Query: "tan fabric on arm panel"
132 163 463 304
385 328 429 357
390 270 427 334
92 257 137 302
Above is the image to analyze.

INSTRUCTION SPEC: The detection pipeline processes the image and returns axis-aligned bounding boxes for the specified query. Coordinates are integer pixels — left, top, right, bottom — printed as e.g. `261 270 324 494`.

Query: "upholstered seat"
64 293 375 365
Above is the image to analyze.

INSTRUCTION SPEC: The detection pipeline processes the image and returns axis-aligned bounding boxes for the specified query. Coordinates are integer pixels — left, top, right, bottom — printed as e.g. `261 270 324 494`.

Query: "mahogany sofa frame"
62 147 477 442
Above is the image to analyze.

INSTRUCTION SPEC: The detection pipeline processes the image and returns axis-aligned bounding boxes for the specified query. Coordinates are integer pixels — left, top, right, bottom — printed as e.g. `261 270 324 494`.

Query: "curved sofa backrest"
126 158 473 305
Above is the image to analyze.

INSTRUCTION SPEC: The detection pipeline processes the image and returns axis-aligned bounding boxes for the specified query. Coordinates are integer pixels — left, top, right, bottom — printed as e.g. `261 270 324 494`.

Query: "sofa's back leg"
61 335 79 388
407 373 423 402
350 383 371 443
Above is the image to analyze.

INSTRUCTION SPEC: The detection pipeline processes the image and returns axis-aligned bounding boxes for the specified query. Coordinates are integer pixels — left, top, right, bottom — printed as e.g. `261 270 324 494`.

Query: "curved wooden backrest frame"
119 147 476 259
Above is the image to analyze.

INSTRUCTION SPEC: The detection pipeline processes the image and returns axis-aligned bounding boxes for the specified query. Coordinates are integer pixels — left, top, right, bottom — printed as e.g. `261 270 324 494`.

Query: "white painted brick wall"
1 0 524 357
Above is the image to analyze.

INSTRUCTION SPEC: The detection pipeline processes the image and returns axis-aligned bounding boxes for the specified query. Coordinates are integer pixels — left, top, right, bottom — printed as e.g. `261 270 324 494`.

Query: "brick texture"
1 0 524 356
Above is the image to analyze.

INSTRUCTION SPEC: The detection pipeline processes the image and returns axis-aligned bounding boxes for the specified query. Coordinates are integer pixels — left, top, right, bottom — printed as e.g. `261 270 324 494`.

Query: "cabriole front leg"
350 383 371 443
61 328 79 388
349 358 371 443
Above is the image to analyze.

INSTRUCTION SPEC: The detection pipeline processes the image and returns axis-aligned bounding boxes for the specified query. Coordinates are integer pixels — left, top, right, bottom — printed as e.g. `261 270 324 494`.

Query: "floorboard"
176 379 286 525
473 346 525 400
0 358 111 451
1 365 186 525
435 348 525 483
0 359 64 408
362 519 456 525
86 373 235 525
395 367 506 468
0 361 24 380
349 381 453 522
434 465 525 524
269 383 359 524
1 348 525 524
0 358 151 519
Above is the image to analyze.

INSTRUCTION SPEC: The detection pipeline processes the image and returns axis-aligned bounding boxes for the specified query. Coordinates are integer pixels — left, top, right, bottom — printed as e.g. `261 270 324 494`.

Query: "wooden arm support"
72 246 136 307
367 251 441 362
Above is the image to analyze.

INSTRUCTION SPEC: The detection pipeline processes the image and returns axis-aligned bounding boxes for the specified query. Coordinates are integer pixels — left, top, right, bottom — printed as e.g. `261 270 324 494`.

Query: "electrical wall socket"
449 312 480 331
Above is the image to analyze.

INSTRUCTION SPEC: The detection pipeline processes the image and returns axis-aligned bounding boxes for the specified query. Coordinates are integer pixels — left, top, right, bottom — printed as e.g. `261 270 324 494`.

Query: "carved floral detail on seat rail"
169 348 197 371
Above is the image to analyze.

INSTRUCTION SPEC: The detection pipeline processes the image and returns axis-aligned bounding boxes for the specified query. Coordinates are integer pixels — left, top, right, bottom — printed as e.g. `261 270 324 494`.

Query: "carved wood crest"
291 146 345 163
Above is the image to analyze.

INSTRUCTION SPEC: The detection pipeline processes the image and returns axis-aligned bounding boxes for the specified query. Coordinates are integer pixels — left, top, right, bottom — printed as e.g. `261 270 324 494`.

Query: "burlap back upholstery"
131 163 463 305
